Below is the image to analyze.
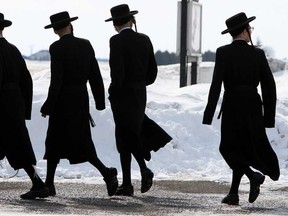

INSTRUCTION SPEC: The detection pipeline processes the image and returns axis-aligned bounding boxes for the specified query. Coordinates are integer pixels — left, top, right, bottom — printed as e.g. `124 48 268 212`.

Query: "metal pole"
191 60 197 84
180 0 188 87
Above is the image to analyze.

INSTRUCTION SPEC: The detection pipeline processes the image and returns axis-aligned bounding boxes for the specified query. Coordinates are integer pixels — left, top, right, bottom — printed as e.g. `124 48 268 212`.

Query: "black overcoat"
203 40 279 180
41 34 105 164
0 38 36 169
108 29 171 154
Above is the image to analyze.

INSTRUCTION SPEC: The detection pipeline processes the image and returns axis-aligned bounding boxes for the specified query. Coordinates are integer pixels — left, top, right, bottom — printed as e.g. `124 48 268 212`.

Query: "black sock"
120 152 132 186
89 157 107 177
45 159 58 187
23 165 45 190
132 150 147 172
229 170 244 195
243 167 255 180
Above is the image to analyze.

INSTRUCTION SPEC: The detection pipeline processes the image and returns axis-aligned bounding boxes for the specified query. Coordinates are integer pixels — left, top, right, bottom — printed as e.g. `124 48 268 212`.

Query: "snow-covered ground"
1 60 288 188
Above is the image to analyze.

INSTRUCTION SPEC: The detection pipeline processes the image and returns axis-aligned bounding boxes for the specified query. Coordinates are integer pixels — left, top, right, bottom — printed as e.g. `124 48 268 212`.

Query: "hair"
0 26 4 31
54 23 71 36
230 24 248 37
113 15 133 26
53 21 70 31
245 25 254 47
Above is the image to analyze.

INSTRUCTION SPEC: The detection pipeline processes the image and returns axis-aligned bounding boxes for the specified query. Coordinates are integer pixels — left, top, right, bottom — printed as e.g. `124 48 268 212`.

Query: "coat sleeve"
0 59 2 91
259 50 276 128
40 46 64 115
146 38 158 86
9 46 33 120
88 44 105 111
19 57 33 120
109 36 125 88
202 48 224 125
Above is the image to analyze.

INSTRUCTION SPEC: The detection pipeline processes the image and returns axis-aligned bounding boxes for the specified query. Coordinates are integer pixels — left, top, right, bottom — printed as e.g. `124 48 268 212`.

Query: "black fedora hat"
0 13 12 28
105 4 138 22
221 12 255 35
44 11 78 30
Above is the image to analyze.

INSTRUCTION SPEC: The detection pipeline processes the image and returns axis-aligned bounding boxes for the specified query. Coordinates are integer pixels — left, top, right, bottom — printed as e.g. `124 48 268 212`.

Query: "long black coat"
108 29 171 154
203 40 279 180
0 38 36 169
41 34 105 164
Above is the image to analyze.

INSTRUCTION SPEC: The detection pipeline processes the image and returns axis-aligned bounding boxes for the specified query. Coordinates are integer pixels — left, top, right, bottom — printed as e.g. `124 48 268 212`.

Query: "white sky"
1 0 288 59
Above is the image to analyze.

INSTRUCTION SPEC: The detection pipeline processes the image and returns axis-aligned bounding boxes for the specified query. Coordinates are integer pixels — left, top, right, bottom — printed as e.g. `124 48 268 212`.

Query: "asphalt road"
0 180 288 215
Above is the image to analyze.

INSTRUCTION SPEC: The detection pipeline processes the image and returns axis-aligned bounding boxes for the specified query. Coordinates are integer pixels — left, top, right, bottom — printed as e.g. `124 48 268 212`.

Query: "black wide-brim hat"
221 12 255 34
0 13 12 28
44 11 78 30
105 4 138 22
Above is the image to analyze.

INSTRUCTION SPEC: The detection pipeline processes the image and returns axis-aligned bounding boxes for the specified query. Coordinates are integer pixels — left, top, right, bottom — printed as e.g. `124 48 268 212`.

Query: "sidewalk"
0 180 287 215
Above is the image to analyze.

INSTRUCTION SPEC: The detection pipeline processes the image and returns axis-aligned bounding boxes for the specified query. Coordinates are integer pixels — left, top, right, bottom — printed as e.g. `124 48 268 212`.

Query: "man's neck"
0 31 3 38
55 25 72 38
118 26 131 33
233 37 246 42
59 32 71 38
116 21 132 33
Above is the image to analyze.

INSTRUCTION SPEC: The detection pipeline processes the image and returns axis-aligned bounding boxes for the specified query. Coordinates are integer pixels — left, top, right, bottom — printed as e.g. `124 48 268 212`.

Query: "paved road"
0 180 287 215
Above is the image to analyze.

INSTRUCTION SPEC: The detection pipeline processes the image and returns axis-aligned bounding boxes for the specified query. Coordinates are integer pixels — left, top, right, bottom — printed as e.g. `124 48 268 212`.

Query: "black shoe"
104 167 118 196
249 172 265 203
115 185 134 196
141 168 154 193
20 186 49 200
46 184 56 196
221 194 239 205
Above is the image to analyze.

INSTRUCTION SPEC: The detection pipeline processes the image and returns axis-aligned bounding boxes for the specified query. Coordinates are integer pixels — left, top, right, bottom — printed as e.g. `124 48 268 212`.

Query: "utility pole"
179 0 188 87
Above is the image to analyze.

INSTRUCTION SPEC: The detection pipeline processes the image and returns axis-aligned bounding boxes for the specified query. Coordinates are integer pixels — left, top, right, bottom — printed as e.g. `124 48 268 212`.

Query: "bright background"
1 0 288 59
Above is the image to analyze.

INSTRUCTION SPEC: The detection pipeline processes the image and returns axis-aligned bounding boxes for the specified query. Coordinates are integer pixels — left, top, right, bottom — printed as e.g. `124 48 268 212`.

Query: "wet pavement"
0 180 287 215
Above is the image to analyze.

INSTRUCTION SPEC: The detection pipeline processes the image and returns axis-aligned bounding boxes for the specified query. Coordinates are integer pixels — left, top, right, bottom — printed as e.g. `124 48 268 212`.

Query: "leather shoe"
141 168 154 193
249 172 265 203
221 194 239 205
20 186 49 200
115 185 134 196
46 184 56 196
103 167 118 196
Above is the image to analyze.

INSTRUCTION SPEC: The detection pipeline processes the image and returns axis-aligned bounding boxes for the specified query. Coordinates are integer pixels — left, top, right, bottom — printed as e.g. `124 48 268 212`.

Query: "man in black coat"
0 13 49 199
41 11 118 197
203 12 280 205
105 4 172 196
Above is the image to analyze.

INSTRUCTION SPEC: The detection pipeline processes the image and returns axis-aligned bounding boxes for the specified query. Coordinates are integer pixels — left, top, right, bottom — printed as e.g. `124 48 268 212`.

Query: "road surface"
0 180 287 215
